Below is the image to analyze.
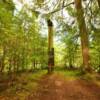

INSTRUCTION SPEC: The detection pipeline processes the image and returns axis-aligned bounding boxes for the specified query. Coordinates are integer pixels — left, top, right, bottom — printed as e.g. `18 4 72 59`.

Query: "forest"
0 0 100 100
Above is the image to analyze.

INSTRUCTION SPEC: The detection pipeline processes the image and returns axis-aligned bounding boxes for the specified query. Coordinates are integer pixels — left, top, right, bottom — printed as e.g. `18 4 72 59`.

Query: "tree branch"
31 2 74 17
48 2 74 15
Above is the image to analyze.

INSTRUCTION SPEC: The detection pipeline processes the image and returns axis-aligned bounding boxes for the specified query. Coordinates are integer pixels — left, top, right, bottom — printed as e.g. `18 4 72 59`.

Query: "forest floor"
0 69 100 100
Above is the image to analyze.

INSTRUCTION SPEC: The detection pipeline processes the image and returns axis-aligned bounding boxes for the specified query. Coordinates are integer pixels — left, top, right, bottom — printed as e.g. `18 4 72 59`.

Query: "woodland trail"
27 73 100 100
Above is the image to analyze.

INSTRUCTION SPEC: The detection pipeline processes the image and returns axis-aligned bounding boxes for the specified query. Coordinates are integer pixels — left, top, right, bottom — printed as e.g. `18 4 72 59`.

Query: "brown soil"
27 73 100 100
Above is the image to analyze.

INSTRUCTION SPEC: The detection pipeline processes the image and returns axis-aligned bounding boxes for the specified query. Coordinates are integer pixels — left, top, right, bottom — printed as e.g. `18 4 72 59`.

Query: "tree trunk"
47 19 54 73
0 46 6 73
75 0 91 72
97 0 100 8
33 59 36 70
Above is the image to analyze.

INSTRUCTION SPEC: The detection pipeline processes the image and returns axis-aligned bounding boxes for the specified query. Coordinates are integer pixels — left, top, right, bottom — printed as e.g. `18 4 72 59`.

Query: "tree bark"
75 0 91 72
97 0 100 8
47 19 54 73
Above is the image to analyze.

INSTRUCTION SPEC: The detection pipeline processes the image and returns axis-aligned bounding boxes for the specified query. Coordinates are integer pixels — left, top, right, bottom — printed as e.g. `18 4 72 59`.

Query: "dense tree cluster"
0 0 48 73
0 0 100 73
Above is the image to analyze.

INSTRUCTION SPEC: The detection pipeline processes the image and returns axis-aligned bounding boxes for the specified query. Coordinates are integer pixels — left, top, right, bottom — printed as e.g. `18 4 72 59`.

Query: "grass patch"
54 67 96 81
55 68 81 76
0 70 47 100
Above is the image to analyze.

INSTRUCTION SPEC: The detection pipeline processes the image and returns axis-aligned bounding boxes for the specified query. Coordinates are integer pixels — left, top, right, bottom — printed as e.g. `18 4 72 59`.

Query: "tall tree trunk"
97 0 100 8
47 19 54 73
75 0 91 72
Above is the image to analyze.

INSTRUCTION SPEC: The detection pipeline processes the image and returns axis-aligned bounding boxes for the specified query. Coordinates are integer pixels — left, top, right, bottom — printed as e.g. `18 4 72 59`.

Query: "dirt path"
27 73 100 100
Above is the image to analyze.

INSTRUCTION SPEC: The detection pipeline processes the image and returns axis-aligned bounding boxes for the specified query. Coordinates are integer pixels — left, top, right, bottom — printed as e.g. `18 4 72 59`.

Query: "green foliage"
90 32 100 72
0 0 100 73
0 1 48 73
66 6 76 17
